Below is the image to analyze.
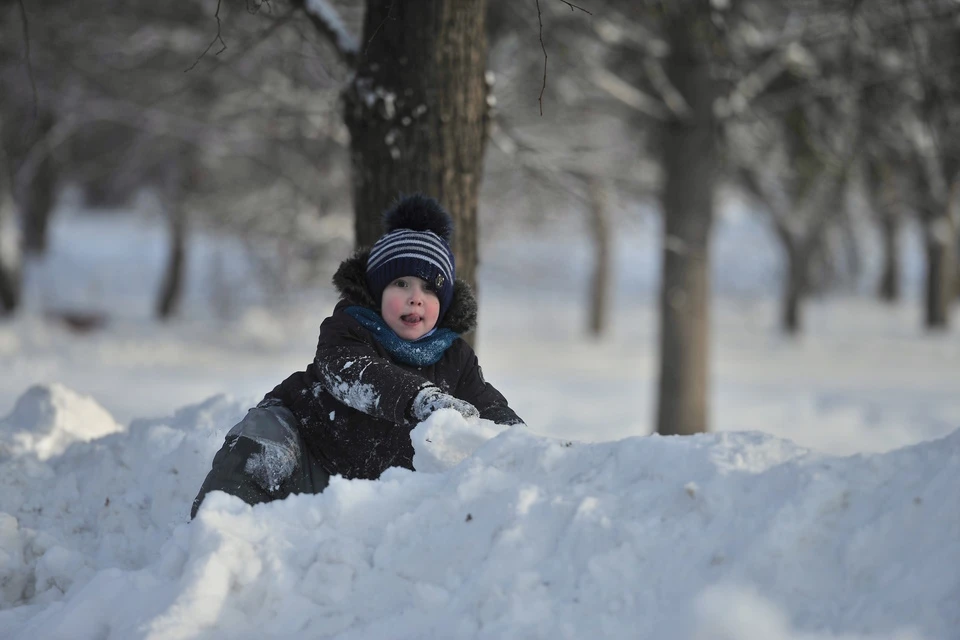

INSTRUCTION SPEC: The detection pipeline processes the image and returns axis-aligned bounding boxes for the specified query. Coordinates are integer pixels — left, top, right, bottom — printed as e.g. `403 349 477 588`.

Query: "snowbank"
0 384 123 460
0 385 957 639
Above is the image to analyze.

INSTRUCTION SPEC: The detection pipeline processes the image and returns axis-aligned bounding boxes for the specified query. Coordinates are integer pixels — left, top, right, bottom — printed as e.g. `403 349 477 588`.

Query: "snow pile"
1 385 958 639
0 384 124 460
0 387 246 631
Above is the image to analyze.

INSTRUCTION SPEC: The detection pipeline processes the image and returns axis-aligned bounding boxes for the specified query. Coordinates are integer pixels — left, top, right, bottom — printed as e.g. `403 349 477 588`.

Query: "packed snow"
0 388 957 639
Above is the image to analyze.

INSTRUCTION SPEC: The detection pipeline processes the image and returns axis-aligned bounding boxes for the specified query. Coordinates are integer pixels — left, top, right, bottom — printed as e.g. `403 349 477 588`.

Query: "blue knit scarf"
344 306 460 366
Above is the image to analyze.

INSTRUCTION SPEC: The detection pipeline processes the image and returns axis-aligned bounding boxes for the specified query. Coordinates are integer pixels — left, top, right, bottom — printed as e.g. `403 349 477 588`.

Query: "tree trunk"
656 8 717 437
878 213 901 302
924 216 955 329
0 120 21 316
344 0 489 298
587 177 611 337
782 239 806 335
156 166 187 320
867 158 902 303
20 111 57 256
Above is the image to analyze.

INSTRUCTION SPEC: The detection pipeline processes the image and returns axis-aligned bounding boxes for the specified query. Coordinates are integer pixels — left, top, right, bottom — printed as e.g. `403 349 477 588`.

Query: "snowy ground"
0 203 958 638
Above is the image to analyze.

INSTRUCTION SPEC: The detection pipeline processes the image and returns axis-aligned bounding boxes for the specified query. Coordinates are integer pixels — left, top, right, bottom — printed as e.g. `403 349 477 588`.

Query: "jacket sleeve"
191 407 331 519
311 312 434 426
454 347 524 426
191 434 275 518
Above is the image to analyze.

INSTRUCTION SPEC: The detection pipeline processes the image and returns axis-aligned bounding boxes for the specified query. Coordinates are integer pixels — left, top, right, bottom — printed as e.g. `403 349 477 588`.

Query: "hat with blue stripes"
365 194 456 321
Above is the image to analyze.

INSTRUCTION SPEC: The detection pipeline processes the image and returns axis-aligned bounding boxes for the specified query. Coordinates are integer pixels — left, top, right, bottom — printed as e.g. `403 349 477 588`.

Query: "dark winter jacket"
191 249 521 518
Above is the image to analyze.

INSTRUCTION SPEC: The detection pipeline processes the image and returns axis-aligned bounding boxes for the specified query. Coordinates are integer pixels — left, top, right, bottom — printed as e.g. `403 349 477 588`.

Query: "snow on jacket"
192 249 521 517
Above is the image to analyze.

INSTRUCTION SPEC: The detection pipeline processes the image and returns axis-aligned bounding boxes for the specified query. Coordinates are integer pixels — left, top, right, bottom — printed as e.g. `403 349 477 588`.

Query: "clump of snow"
243 434 299 494
313 376 381 414
1 385 958 639
0 384 123 460
410 409 510 473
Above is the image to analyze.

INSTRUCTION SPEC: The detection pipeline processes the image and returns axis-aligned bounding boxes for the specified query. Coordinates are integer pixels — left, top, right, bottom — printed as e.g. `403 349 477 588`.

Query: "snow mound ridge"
2 400 957 640
0 384 123 460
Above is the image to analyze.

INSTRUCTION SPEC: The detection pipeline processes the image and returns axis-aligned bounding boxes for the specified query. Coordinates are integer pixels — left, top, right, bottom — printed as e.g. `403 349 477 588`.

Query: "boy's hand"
411 386 479 422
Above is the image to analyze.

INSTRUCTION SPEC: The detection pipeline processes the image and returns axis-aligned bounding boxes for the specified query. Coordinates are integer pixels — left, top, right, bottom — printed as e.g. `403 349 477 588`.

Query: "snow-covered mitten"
410 385 479 422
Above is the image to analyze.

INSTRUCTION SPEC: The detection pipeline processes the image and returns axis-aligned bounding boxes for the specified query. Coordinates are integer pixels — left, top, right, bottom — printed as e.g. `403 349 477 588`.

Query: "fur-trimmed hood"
332 249 478 335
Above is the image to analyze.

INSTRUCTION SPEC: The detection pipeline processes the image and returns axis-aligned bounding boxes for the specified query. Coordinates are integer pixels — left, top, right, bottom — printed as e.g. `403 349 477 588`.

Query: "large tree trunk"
923 215 955 329
656 8 717 437
344 0 489 295
587 177 611 337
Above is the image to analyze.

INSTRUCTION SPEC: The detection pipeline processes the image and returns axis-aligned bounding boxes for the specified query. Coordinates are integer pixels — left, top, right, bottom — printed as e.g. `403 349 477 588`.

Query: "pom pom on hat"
366 194 457 324
383 193 454 241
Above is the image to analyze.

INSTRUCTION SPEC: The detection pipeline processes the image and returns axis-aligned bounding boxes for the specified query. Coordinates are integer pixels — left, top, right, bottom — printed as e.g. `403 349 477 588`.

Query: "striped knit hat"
365 194 456 321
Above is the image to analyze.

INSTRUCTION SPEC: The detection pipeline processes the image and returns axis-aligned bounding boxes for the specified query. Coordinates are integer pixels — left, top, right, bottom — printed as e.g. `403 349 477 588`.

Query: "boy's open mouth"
400 314 422 325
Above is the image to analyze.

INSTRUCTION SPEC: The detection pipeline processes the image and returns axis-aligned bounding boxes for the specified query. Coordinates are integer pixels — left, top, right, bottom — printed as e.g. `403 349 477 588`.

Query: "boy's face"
380 276 440 340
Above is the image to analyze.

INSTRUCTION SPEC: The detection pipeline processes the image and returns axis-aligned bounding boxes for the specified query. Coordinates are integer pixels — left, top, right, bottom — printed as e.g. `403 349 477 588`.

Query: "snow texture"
0 384 958 639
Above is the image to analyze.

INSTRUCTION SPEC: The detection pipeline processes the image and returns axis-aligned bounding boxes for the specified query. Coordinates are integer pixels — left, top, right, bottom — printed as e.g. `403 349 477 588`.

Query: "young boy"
191 194 522 518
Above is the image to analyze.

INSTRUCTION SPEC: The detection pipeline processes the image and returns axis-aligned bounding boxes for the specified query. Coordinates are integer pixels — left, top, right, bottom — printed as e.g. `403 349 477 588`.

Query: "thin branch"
588 67 671 120
186 0 228 72
558 1 592 14
17 0 39 123
537 0 548 116
534 0 592 115
365 1 396 56
643 58 692 120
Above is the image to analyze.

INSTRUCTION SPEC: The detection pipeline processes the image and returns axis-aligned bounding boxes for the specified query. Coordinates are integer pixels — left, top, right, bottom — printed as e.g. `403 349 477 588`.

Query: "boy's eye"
394 279 407 287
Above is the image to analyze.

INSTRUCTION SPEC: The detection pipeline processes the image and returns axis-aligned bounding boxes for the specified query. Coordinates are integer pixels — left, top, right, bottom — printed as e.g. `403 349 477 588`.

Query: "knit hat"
365 194 457 321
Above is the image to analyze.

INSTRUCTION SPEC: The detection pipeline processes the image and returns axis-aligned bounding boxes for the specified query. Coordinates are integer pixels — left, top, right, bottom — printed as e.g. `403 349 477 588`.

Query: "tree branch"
714 14 808 120
587 67 671 120
643 57 692 120
535 0 593 115
557 0 592 14
186 0 228 72
364 1 396 56
293 0 359 68
537 0 548 116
